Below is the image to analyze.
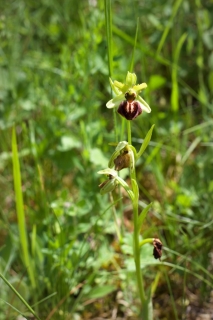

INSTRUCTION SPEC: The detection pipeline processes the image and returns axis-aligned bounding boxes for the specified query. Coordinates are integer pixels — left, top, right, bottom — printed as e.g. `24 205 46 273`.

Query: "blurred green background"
0 0 213 319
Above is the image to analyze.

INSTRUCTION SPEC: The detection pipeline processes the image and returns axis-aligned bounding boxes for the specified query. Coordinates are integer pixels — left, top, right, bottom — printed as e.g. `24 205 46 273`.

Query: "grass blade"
11 126 35 288
171 33 187 112
129 18 139 73
157 0 184 55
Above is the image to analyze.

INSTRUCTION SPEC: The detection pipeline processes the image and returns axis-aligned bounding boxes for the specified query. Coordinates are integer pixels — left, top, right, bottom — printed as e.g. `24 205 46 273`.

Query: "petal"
133 83 147 92
106 94 124 109
136 96 151 113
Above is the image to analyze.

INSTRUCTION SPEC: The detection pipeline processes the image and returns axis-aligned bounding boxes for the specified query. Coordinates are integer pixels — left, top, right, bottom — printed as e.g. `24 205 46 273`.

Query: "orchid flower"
106 71 151 120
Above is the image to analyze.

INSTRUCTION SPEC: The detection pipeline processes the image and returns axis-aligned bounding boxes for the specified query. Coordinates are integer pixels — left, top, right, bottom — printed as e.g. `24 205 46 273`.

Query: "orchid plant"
98 72 162 319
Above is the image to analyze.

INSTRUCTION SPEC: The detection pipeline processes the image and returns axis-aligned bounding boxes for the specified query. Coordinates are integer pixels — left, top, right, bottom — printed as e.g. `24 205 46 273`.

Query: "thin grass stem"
104 0 118 142
129 18 139 73
0 273 41 320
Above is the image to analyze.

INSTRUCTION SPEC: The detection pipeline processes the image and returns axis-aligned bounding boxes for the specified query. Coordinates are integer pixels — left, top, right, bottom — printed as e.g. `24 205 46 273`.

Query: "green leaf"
137 203 153 231
141 288 153 320
12 127 35 288
87 285 116 299
137 125 155 159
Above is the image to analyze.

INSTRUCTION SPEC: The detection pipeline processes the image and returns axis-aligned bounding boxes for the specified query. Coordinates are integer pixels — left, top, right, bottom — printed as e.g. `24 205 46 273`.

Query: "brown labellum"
117 101 142 120
153 238 163 260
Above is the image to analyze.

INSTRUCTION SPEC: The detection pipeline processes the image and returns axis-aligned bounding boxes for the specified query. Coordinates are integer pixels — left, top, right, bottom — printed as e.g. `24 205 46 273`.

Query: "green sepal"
116 176 135 202
128 145 137 157
115 141 129 151
137 203 153 232
136 124 155 160
128 149 135 173
137 95 151 112
127 145 137 172
99 179 117 195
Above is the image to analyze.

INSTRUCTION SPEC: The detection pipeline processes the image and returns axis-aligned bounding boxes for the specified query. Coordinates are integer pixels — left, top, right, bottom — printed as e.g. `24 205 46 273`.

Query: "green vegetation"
0 0 213 319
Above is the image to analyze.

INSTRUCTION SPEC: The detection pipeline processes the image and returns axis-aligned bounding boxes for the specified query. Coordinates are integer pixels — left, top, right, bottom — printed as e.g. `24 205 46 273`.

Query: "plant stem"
110 193 122 242
127 121 146 308
139 238 154 248
104 0 118 142
127 121 132 145
133 200 146 302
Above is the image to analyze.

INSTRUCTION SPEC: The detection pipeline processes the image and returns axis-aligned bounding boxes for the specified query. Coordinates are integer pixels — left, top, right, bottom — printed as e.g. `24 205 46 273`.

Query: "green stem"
110 193 122 242
104 0 118 142
132 187 146 306
0 273 41 320
127 121 132 145
139 238 153 248
127 120 146 307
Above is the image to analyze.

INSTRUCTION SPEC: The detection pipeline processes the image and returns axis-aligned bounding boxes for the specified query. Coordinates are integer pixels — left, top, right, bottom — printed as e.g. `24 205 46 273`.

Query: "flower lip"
117 100 142 120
